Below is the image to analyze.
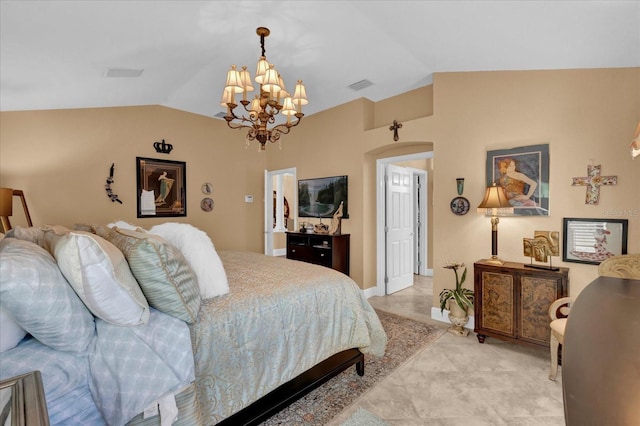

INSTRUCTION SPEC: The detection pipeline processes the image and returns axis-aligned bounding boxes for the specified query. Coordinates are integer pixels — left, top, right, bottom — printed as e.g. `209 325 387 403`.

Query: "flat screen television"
298 175 348 219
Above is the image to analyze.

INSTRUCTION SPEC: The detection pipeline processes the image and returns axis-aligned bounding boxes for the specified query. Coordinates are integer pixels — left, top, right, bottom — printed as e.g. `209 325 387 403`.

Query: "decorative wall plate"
201 182 213 194
200 197 214 212
450 196 470 215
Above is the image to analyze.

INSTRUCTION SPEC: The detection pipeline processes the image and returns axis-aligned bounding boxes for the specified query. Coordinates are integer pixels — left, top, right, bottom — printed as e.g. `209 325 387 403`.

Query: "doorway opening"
376 151 433 296
264 167 296 256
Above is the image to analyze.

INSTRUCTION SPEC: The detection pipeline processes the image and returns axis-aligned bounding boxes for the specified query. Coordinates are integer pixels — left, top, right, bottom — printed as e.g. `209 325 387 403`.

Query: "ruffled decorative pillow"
0 238 95 353
149 223 229 299
107 220 139 231
3 225 45 245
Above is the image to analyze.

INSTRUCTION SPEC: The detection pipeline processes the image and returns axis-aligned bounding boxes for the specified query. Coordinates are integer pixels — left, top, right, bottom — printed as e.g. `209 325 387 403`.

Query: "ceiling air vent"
104 68 144 78
214 112 227 119
348 79 374 91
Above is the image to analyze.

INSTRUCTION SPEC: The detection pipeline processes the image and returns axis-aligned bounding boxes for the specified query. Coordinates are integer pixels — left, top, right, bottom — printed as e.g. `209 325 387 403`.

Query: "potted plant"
439 262 474 336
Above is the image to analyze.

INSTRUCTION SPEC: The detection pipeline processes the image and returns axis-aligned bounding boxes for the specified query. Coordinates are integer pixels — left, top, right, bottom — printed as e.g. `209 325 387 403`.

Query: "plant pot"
447 301 470 337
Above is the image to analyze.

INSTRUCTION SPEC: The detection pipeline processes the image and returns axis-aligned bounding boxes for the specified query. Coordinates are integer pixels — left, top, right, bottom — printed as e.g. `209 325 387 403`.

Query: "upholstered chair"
598 253 640 279
548 297 572 380
548 254 640 381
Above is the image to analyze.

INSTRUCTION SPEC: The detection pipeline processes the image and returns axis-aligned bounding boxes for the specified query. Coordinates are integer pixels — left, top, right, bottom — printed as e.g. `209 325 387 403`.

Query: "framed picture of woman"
136 157 186 218
485 143 549 216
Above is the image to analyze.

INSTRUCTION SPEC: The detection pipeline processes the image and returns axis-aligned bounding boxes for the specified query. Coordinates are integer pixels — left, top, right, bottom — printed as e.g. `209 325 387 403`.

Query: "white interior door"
386 164 414 294
264 169 274 255
264 167 297 256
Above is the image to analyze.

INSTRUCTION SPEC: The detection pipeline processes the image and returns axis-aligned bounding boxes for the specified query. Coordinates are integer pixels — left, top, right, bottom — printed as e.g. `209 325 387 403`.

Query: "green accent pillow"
94 225 201 324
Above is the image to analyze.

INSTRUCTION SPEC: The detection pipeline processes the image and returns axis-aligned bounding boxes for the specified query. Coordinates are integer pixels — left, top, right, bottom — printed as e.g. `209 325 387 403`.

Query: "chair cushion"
550 318 567 342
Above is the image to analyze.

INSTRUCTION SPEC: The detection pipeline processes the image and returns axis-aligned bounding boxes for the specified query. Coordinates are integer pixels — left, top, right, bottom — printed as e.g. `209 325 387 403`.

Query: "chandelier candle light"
221 27 308 151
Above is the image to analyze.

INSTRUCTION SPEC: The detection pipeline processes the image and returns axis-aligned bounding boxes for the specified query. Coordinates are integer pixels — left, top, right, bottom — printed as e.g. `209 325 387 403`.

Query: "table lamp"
477 183 513 265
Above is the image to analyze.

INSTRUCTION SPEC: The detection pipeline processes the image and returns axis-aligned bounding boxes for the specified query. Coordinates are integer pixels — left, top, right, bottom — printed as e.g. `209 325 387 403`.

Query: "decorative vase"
447 301 470 336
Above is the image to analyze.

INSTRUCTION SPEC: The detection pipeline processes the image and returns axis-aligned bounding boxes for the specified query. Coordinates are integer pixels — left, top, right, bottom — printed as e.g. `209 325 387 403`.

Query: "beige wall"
431 68 640 299
1 67 638 307
0 105 266 253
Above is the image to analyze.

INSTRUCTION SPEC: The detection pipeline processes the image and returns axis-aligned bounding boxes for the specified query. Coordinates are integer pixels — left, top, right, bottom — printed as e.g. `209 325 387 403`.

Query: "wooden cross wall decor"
389 120 402 141
571 164 617 205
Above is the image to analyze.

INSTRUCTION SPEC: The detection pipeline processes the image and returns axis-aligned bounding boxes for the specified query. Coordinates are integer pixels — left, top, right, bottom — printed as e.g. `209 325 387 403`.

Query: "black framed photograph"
486 143 549 216
136 157 186 218
298 175 348 219
562 218 628 264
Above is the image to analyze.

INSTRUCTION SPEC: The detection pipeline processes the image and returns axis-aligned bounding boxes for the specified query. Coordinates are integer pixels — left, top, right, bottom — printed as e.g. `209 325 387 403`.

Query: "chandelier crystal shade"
220 27 308 151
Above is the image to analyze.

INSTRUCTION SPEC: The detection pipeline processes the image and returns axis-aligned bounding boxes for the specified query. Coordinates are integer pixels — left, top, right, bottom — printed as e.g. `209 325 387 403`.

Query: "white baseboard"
431 307 475 330
363 286 378 299
272 248 286 257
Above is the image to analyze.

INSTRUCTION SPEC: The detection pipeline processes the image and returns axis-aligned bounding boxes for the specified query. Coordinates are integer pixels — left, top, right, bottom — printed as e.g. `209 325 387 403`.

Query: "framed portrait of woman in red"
485 143 549 216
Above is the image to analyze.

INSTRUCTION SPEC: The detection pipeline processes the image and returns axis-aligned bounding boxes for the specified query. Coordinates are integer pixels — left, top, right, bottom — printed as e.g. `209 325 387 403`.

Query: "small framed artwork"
136 157 186 218
486 143 549 216
562 218 628 265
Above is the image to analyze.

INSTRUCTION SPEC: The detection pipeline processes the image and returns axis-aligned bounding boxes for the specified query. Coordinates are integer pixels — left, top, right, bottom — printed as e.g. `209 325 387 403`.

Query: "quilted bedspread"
191 250 387 424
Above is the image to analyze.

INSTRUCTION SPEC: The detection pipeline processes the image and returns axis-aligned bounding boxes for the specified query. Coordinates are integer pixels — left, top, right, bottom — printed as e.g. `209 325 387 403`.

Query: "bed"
194 250 386 424
0 223 387 425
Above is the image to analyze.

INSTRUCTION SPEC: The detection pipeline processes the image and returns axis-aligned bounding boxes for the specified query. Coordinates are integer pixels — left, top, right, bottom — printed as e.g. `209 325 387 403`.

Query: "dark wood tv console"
286 232 350 275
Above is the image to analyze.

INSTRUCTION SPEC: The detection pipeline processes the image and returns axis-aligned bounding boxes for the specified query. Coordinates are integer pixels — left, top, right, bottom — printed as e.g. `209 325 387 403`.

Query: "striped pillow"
94 226 201 324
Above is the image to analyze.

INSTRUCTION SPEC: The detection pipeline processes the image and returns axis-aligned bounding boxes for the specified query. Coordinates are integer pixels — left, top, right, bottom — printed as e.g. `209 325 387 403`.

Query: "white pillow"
44 227 150 326
0 307 27 352
149 223 229 299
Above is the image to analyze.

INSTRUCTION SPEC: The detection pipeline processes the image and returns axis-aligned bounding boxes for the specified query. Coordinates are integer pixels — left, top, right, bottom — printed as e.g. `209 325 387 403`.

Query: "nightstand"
0 370 49 425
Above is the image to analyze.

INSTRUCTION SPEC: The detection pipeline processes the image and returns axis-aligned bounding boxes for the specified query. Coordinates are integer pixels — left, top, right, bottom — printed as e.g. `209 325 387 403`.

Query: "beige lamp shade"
224 65 244 94
477 183 513 264
477 183 513 214
0 188 13 217
292 80 308 106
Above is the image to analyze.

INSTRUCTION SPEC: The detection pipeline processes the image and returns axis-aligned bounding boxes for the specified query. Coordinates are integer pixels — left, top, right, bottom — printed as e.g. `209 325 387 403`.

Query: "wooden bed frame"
217 348 365 425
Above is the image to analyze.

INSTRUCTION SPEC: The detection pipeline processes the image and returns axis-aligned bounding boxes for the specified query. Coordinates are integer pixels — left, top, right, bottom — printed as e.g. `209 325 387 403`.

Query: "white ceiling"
1 1 639 119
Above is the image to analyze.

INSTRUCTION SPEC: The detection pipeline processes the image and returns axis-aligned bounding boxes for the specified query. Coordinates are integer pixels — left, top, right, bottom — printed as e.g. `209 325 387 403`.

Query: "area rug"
261 310 446 425
340 407 389 426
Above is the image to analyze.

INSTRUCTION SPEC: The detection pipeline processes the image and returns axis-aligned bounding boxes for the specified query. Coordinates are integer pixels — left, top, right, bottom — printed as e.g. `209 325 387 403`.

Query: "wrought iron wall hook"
105 163 123 204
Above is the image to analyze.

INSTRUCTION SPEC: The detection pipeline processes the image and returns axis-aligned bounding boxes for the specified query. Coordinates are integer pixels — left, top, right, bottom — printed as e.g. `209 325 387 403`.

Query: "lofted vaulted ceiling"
1 1 639 119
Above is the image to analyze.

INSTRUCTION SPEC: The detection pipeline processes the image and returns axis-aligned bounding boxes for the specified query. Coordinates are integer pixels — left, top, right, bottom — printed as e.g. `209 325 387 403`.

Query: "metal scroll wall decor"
105 163 122 204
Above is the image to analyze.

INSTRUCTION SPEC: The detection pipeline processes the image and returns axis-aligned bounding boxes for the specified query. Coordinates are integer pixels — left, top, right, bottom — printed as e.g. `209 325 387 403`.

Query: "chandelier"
220 27 308 151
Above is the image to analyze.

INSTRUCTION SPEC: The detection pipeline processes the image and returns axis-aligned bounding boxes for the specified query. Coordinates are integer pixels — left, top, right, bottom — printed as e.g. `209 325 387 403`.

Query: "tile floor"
329 275 566 425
